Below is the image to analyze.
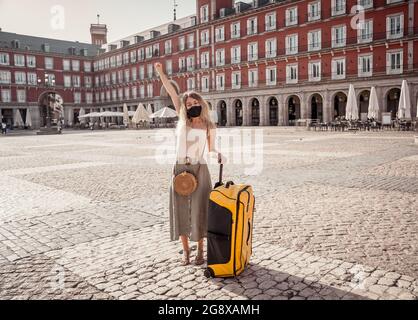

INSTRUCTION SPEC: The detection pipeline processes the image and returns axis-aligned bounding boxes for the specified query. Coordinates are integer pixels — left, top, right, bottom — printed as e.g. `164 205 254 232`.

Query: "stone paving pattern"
0 128 417 300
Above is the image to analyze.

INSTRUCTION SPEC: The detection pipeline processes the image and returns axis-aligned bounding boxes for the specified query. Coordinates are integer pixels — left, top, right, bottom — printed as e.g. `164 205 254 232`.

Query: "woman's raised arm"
155 62 181 114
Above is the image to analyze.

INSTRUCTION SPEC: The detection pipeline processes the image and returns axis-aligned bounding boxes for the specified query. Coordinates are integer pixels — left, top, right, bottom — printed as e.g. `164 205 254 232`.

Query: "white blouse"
175 123 209 164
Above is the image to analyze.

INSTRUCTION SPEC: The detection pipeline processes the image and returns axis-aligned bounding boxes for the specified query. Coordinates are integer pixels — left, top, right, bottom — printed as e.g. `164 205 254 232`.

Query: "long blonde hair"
178 91 216 130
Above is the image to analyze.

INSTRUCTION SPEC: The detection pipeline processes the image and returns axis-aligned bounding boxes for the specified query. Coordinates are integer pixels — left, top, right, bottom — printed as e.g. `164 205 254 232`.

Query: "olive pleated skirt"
169 163 212 242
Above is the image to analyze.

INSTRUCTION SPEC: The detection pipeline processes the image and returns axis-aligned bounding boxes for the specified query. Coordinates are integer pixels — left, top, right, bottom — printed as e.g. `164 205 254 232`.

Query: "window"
0 53 10 65
308 1 321 21
27 56 36 68
216 74 225 91
332 25 347 48
166 60 172 75
179 57 186 72
27 73 37 85
132 67 137 81
387 14 404 39
165 40 172 55
201 52 210 69
72 75 80 87
266 39 277 58
265 12 276 31
14 54 25 67
45 73 55 86
232 71 241 89
1 89 11 102
215 26 225 42
247 17 258 35
140 85 145 98
187 34 194 49
139 66 145 80
387 0 402 3
387 50 403 74
118 88 123 100
216 49 225 66
147 83 153 98
332 58 346 79
231 46 241 64
138 48 145 61
248 42 258 61
358 20 373 43
45 57 54 70
86 93 93 104
123 52 129 64
187 56 195 71
358 54 373 77
231 22 240 39
332 0 346 16
201 30 210 45
179 37 185 51
201 76 210 92
286 34 298 55
130 51 137 63
146 46 153 59
112 72 117 84
106 91 111 101
0 71 11 84
286 7 298 26
17 90 26 103
118 70 123 83
286 64 298 84
201 5 209 23
309 61 321 81
248 69 258 87
358 0 373 9
117 54 122 66
124 87 130 100
84 62 92 72
308 30 321 51
266 67 277 86
132 87 137 99
64 75 72 87
147 64 154 78
72 60 80 71
15 72 26 84
63 59 71 71
187 77 195 91
124 69 130 82
74 92 81 104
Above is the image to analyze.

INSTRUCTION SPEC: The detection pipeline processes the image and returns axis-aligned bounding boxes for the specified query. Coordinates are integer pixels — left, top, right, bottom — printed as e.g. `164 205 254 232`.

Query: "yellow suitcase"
205 164 255 278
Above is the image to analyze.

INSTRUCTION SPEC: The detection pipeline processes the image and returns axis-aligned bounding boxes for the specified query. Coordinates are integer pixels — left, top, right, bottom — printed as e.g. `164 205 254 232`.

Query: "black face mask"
187 105 202 119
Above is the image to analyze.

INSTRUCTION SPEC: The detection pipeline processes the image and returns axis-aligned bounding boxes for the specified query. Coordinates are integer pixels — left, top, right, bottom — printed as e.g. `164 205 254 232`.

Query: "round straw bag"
173 170 198 197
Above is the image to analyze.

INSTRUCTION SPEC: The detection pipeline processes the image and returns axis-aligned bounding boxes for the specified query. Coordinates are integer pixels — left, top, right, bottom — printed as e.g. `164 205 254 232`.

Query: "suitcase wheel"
204 268 214 279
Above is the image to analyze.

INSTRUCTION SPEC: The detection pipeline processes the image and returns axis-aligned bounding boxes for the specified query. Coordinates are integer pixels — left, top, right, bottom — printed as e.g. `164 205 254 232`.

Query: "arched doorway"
333 92 347 119
358 90 370 120
287 95 301 126
217 100 227 127
310 94 323 122
269 97 278 126
387 88 401 119
234 99 243 126
250 98 260 126
38 92 64 128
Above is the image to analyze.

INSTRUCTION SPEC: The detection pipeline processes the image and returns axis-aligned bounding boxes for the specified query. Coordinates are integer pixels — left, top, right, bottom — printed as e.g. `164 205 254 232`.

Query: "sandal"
194 249 205 266
181 249 190 266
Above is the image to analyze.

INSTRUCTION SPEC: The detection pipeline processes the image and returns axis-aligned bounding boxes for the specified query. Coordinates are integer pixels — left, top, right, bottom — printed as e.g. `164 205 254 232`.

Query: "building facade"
1 0 418 129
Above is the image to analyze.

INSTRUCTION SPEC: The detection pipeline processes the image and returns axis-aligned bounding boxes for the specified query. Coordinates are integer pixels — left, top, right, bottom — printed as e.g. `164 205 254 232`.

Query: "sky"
0 0 196 44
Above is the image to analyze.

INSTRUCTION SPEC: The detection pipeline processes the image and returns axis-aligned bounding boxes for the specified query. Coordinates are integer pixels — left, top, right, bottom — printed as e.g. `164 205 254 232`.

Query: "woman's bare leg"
180 235 190 265
195 239 205 265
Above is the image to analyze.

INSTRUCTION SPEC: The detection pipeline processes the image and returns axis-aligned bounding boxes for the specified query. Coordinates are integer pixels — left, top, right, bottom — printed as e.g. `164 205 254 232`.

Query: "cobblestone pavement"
0 128 417 300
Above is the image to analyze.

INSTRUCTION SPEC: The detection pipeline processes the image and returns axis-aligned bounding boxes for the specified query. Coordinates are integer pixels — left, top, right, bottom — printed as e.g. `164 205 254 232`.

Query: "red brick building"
1 0 418 129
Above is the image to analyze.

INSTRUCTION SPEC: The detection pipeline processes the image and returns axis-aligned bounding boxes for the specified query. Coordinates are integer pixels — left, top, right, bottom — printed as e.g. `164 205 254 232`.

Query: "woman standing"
155 62 226 266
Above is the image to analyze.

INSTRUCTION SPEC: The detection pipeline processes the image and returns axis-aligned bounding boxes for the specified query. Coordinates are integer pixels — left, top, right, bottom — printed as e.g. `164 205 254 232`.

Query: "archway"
234 99 243 126
386 88 401 119
38 91 64 128
250 98 260 126
268 97 278 126
310 94 323 122
358 90 370 121
333 92 347 119
287 95 301 126
217 100 227 127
